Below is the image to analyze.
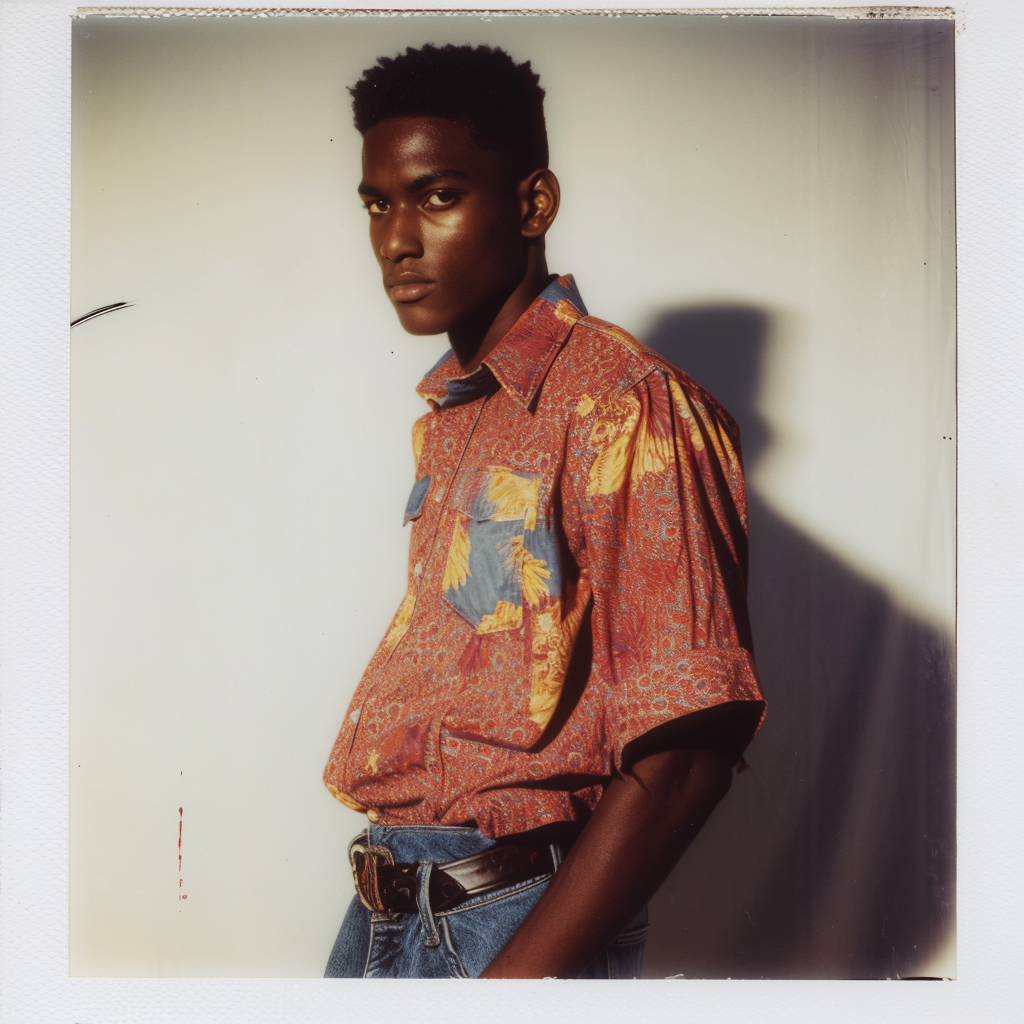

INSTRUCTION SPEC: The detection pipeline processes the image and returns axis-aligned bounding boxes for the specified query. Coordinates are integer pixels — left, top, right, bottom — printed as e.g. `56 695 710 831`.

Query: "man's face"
358 116 527 336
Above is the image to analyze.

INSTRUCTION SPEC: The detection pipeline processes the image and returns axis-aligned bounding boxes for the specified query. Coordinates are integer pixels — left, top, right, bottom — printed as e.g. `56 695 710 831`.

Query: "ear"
518 169 560 239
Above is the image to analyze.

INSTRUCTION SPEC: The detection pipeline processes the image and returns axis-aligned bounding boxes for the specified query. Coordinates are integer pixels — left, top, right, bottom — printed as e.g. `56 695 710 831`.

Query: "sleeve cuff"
611 646 766 769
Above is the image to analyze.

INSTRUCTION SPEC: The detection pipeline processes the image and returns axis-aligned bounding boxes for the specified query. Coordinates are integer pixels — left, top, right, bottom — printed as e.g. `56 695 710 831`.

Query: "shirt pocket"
403 475 431 525
442 468 545 634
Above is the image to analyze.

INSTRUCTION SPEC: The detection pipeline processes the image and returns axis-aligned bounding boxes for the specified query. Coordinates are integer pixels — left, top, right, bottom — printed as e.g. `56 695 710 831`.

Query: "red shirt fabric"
323 275 765 838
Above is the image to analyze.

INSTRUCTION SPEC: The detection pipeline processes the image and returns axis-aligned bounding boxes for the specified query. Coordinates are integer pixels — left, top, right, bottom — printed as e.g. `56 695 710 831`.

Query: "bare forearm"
480 747 733 979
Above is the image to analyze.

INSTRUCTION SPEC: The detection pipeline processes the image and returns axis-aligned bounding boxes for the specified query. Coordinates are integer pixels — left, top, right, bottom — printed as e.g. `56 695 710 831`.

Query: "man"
322 43 765 979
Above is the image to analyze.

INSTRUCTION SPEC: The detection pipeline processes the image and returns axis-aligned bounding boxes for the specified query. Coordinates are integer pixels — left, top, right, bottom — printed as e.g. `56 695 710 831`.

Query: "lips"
386 274 436 303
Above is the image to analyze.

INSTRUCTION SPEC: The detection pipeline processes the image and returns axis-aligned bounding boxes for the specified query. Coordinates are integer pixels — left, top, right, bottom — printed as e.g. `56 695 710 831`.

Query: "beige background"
71 14 955 977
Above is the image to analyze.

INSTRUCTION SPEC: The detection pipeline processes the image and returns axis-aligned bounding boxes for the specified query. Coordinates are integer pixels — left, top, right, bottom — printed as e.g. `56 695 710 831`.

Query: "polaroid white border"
1 1 1020 1021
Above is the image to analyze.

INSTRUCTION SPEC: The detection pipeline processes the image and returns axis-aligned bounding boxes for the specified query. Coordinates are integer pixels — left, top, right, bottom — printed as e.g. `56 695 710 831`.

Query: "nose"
378 204 423 264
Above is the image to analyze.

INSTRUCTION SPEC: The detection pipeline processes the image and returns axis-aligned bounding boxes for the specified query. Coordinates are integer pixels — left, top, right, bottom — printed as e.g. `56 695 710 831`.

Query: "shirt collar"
415 274 588 410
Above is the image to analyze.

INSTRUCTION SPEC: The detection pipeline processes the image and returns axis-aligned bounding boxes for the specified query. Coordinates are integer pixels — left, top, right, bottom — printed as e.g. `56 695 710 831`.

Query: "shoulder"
556 316 738 438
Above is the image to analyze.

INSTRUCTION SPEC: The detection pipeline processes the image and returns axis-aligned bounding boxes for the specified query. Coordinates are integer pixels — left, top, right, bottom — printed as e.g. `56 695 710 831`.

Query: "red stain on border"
178 794 187 901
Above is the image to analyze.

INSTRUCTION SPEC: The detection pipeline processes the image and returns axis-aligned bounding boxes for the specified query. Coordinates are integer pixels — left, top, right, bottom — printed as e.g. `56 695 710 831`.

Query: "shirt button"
366 809 379 823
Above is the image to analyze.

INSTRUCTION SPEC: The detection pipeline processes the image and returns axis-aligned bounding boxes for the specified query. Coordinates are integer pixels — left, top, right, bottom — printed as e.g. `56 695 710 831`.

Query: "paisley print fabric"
323 275 765 838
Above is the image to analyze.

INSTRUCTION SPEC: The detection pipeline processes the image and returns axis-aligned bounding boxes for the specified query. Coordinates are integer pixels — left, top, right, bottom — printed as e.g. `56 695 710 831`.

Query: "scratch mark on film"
178 804 187 902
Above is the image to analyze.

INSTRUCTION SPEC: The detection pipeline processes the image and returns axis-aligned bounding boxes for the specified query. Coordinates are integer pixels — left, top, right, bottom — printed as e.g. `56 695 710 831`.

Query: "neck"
448 246 551 373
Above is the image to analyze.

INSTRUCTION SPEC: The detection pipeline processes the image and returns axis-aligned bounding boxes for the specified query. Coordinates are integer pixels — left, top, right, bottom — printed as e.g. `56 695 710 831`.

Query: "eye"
364 198 389 215
424 190 460 209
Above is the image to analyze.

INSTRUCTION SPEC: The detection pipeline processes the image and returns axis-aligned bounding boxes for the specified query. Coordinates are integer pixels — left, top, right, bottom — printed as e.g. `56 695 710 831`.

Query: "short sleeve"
562 369 766 768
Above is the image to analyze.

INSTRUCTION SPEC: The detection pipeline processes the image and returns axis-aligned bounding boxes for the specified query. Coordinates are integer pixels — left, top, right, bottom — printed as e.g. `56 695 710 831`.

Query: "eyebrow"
407 169 469 192
357 169 470 198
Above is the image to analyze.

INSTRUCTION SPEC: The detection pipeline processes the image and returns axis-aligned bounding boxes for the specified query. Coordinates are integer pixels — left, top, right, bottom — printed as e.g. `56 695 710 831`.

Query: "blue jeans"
324 824 648 979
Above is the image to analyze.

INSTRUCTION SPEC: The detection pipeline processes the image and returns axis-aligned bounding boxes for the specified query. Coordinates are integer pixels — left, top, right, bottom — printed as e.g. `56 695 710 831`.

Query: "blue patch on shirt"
538 276 588 316
404 476 431 525
439 365 501 409
445 518 525 629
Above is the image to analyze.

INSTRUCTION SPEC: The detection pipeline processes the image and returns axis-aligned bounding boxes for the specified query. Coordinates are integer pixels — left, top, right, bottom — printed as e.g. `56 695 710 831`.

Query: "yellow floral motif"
365 750 380 774
633 416 672 480
668 377 706 453
411 416 428 463
586 391 641 495
576 393 595 417
485 470 539 530
715 426 737 465
325 781 368 812
505 535 551 607
553 298 580 324
477 600 523 635
443 517 472 592
673 380 738 467
528 593 590 727
587 391 673 494
383 589 416 653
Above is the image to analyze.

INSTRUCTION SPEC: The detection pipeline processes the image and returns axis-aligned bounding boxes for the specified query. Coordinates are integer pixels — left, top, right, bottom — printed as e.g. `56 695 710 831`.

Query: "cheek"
422 218 468 262
429 203 519 269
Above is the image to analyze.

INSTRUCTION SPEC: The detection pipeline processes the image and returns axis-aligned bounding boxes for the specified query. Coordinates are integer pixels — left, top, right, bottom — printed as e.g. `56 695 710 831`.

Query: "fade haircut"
350 44 548 181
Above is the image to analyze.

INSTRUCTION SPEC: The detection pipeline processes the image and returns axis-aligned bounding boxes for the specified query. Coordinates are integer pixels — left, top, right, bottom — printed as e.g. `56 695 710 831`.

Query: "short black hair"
350 44 548 180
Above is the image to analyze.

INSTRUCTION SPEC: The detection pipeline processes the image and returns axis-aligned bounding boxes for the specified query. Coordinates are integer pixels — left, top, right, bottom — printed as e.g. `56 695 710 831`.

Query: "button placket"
343 399 491 793
383 397 488 666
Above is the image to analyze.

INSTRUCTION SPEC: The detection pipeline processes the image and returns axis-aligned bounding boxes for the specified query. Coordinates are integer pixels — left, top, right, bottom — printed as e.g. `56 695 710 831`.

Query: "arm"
479 738 736 979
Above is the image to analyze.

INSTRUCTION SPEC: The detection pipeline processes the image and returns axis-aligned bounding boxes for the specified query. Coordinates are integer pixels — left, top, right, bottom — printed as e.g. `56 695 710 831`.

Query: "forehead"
360 115 504 184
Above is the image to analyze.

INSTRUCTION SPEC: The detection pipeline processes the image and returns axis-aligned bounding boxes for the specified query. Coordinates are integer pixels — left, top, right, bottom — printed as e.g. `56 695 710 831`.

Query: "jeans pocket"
437 875 552 978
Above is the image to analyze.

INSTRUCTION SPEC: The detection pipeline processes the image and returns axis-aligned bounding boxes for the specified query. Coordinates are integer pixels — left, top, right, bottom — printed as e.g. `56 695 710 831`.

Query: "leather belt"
348 835 557 914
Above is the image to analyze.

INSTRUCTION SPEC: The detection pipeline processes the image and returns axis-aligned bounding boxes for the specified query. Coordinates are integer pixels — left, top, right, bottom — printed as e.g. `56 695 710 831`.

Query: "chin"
394 304 454 338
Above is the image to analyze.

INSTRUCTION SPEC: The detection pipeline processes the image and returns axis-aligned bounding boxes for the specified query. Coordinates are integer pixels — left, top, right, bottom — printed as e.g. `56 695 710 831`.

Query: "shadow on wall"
639 307 955 980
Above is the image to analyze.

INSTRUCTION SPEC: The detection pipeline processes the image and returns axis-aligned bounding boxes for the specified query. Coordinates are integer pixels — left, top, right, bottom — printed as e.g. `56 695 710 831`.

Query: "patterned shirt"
324 275 765 838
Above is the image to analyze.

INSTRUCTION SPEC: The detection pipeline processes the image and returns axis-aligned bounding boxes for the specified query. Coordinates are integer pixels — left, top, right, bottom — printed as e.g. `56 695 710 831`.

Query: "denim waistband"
359 823 502 864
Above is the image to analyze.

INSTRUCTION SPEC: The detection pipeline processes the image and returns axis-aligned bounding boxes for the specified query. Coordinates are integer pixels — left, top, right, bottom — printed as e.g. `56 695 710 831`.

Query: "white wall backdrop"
70 13 955 978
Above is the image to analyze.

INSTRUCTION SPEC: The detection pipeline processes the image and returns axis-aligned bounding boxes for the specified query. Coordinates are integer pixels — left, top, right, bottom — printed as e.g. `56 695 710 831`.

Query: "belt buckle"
348 838 395 912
